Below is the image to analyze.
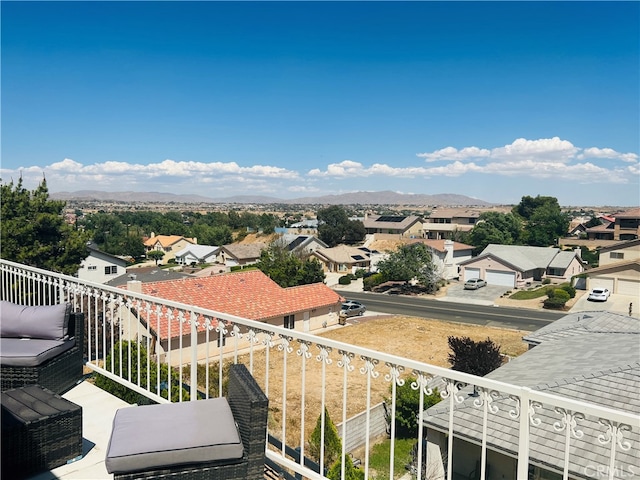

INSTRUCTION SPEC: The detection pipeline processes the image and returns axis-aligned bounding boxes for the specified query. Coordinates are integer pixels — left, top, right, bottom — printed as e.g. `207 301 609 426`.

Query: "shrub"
542 278 551 285
546 287 556 298
543 288 570 309
354 269 367 278
308 408 342 470
95 341 190 404
363 272 385 291
327 454 364 480
560 284 576 298
338 275 352 285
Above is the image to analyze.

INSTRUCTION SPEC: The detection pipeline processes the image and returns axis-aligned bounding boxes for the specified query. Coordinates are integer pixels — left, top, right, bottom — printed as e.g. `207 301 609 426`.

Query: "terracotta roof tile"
126 270 342 341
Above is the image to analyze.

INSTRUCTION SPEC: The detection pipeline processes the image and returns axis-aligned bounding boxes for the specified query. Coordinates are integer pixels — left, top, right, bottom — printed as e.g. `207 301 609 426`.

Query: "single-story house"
121 270 343 363
311 245 377 273
143 234 197 263
423 311 640 480
77 242 130 284
217 243 267 267
458 244 584 288
582 239 640 295
174 245 220 266
363 214 423 237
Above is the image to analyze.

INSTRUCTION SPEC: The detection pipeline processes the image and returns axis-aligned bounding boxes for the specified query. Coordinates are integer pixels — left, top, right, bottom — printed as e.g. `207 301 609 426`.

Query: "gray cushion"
105 397 244 474
0 337 75 367
0 302 71 341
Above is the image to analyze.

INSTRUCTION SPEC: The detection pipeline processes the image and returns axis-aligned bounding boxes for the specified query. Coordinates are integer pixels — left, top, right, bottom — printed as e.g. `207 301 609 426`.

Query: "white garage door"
590 276 615 291
485 270 516 287
464 268 480 282
617 279 640 297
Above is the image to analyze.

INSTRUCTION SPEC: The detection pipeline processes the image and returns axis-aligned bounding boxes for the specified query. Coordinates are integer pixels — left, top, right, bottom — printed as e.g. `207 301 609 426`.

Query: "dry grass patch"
238 315 529 448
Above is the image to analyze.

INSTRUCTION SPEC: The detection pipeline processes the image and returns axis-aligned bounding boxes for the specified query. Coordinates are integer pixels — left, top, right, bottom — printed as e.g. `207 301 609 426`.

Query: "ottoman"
1 385 83 479
105 397 245 479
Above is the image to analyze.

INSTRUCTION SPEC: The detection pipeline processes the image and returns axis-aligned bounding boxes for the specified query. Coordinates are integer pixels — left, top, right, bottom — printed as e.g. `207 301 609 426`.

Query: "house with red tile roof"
122 270 343 363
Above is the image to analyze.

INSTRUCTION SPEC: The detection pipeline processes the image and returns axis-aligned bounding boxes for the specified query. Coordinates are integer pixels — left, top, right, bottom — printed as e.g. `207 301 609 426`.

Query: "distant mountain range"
51 190 493 206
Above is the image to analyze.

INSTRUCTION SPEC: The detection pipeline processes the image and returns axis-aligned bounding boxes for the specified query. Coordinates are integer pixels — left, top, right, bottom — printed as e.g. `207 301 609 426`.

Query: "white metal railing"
1 259 638 480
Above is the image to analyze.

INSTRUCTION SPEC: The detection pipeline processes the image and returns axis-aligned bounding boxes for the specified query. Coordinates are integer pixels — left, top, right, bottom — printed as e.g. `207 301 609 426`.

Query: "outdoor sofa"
0 301 84 394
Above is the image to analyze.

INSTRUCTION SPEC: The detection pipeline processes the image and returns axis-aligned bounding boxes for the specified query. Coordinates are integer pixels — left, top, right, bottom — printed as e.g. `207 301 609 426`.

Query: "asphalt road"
335 290 565 332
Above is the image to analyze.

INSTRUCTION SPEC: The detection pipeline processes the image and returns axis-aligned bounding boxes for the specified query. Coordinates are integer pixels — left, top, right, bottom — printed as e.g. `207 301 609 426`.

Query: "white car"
464 278 487 290
587 288 610 302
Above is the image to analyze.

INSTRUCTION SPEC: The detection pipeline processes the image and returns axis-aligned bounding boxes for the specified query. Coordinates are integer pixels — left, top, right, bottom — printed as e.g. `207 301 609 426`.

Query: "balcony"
1 259 638 480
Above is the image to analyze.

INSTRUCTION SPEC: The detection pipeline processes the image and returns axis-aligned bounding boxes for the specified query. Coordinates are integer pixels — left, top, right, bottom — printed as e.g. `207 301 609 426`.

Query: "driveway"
569 292 640 318
443 282 510 306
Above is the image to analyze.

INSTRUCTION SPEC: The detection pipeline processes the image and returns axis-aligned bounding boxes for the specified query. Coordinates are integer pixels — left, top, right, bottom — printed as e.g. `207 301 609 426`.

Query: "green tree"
210 225 234 246
513 195 570 247
388 379 441 438
1 178 89 275
469 211 522 253
256 241 325 287
317 206 365 247
376 243 438 291
147 250 165 265
308 408 342 471
447 336 503 377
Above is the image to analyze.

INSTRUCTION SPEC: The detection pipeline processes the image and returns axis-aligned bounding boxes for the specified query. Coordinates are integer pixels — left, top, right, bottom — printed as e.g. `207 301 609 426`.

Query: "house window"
217 335 226 348
284 314 295 329
88 266 97 271
104 266 118 275
610 252 624 260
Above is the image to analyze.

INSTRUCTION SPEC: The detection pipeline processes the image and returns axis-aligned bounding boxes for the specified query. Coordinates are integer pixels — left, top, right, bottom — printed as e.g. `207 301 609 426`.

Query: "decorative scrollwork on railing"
262 331 276 349
202 316 216 331
441 378 466 404
316 344 333 365
360 356 380 378
385 362 405 386
229 324 242 339
410 371 433 396
278 335 293 354
473 387 500 414
553 408 585 439
296 340 312 359
216 320 228 338
508 395 521 419
598 419 632 451
529 401 543 427
338 350 355 372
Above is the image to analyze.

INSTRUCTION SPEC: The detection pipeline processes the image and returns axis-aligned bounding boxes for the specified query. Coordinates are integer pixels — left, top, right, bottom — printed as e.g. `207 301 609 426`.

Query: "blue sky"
2 1 638 207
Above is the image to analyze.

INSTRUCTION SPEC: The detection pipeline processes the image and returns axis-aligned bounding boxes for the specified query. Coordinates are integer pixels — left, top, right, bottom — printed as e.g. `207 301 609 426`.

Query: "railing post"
517 386 532 479
190 310 198 401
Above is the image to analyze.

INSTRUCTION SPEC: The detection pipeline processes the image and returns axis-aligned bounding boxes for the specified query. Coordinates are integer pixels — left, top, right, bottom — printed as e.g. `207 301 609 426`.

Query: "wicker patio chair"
1 310 84 395
107 363 269 480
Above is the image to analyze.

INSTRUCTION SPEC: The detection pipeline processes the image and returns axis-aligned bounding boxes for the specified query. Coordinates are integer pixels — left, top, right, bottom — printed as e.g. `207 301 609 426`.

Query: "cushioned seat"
0 338 74 367
105 397 243 474
104 363 269 480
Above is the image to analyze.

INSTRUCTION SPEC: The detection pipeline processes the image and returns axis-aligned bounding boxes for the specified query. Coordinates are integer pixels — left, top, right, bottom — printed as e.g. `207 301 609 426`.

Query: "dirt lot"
241 315 530 447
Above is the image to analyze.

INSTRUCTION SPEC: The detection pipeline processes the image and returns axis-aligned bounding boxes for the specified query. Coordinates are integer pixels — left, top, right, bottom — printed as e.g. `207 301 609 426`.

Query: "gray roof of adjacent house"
423 311 640 478
174 244 219 260
460 244 579 272
86 242 130 267
106 267 192 286
280 234 328 252
363 214 422 232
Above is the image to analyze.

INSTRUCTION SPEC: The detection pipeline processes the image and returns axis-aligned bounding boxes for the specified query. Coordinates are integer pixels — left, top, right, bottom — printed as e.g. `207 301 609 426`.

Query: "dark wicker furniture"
1 385 83 479
110 363 269 480
0 312 84 394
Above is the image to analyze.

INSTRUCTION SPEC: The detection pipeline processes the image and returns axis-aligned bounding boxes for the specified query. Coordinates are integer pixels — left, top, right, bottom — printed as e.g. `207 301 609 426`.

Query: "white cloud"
417 146 490 162
578 147 639 163
489 137 578 163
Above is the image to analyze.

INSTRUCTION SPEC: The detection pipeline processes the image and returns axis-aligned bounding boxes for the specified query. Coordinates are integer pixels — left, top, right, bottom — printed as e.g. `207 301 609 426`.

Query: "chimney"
574 247 582 259
127 279 142 294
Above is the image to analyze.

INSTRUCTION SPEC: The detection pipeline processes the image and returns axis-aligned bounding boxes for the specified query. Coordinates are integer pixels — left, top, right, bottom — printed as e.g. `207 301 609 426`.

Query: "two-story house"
363 214 423 237
143 233 197 263
582 238 640 295
422 208 481 240
586 208 640 241
77 242 129 284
